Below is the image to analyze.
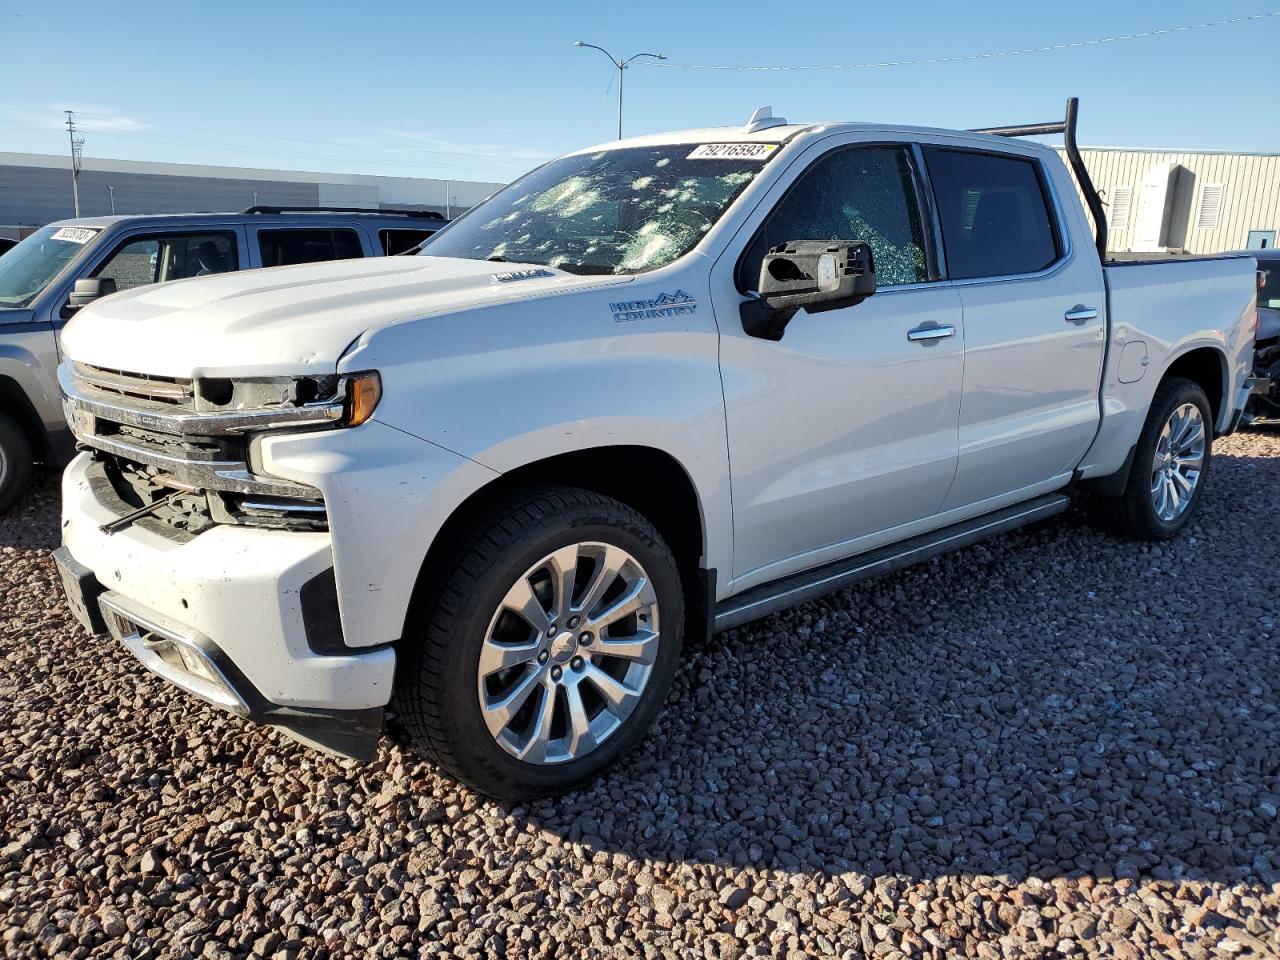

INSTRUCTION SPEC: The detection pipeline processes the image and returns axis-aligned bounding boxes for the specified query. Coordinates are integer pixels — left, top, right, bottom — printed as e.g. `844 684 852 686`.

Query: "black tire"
1090 377 1213 540
395 486 684 799
0 411 34 514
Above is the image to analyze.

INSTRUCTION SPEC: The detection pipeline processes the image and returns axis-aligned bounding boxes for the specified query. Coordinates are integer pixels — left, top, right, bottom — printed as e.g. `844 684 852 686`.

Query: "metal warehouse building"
1057 146 1280 255
0 152 507 240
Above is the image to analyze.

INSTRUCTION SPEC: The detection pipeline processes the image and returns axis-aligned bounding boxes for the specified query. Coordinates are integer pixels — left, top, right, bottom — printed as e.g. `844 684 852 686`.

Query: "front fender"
339 286 733 593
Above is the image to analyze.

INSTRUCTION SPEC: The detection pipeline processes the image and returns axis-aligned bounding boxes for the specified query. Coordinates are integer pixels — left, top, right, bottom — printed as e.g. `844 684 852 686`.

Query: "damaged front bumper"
57 453 395 759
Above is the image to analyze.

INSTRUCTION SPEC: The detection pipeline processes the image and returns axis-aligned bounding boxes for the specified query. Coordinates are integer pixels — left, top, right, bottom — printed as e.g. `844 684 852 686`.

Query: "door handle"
907 324 956 342
1064 305 1099 324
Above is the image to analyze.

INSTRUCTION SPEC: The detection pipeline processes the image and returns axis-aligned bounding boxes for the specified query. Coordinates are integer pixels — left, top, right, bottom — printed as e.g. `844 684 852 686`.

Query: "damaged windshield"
423 144 778 275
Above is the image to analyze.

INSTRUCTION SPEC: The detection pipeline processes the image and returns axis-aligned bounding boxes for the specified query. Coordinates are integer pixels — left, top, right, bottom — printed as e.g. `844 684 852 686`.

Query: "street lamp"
574 41 666 139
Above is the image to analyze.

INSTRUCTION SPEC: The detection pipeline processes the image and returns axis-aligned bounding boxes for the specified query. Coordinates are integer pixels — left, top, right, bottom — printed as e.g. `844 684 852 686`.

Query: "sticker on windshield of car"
51 227 96 244
687 143 779 160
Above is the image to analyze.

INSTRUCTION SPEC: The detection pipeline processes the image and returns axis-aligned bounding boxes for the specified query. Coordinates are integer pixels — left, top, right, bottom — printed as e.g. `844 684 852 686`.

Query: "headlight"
189 371 381 430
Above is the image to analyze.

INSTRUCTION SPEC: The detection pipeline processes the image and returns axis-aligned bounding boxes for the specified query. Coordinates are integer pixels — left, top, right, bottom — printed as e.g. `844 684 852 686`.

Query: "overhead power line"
645 10 1280 71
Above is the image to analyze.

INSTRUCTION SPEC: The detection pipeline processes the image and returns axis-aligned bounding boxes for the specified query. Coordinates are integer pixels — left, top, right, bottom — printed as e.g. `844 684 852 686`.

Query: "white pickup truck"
54 101 1257 798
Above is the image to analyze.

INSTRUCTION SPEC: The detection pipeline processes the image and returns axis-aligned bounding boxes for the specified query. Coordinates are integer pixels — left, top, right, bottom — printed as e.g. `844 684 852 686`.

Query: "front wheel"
395 486 684 799
1090 376 1213 540
0 411 34 514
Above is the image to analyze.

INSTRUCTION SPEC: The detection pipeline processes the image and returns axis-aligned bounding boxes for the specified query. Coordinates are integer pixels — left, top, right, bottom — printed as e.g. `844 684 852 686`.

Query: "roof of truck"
569 120 1056 156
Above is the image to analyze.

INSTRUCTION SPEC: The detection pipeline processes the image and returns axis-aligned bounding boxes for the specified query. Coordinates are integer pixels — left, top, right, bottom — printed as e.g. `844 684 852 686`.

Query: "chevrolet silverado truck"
0 206 444 512
54 101 1257 799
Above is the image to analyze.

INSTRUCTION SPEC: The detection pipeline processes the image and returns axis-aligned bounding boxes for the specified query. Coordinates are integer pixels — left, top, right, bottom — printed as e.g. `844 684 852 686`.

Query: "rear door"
921 146 1107 511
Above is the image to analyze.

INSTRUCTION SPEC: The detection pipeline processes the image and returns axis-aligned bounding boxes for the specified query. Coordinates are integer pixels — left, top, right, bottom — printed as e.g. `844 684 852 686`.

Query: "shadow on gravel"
513 442 1280 887
0 472 62 552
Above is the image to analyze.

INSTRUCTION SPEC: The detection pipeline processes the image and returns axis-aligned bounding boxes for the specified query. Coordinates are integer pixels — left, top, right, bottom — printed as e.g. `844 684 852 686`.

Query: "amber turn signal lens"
344 373 382 427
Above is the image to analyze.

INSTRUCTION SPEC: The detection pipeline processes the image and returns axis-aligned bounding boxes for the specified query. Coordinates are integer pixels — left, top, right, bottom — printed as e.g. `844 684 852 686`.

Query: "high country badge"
610 290 698 323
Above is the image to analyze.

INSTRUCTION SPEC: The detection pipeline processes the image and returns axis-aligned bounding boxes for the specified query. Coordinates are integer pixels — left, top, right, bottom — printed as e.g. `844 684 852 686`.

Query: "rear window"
258 229 363 267
379 228 436 255
1260 261 1280 310
924 148 1060 280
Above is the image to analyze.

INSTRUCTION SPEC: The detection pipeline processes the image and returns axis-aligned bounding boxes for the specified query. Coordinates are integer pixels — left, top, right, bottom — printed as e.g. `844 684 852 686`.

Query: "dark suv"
0 206 444 510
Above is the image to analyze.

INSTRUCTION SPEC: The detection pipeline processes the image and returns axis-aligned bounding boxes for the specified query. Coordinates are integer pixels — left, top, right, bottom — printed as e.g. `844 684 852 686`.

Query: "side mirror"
64 277 117 315
741 240 877 340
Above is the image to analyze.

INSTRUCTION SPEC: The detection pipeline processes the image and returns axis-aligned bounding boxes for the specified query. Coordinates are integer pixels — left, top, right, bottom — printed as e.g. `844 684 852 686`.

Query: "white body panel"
61 453 395 710
1076 256 1257 478
57 118 1257 729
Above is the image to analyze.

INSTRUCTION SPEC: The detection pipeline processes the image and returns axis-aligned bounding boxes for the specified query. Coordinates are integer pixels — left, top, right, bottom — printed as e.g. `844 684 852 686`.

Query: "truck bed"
1076 254 1259 482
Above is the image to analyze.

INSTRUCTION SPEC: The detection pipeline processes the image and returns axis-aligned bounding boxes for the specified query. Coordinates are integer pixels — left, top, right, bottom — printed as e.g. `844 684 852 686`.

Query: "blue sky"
2 1 1277 185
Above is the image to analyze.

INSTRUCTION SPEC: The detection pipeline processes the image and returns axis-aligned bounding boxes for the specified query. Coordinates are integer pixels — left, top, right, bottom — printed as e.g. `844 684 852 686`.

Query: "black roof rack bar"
241 205 445 220
970 121 1065 138
971 97 1108 262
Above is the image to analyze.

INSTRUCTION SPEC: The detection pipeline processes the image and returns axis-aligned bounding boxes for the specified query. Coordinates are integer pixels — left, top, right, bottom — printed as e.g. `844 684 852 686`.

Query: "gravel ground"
2 433 1279 959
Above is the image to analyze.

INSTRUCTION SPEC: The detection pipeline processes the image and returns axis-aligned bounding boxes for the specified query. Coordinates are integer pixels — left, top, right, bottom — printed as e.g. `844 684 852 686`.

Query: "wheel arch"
1162 345 1228 432
0 375 49 464
402 444 713 648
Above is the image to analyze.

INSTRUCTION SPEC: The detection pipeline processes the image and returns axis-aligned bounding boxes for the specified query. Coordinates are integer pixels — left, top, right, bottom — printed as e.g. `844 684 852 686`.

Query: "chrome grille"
60 361 330 518
73 362 195 408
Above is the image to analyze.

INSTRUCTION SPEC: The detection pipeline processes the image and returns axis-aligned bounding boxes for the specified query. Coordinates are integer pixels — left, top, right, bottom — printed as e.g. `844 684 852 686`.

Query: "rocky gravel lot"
2 432 1279 959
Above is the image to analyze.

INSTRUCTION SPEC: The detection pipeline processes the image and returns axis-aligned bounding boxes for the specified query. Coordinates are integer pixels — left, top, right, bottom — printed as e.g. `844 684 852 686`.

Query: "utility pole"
444 180 453 220
574 43 666 139
65 110 84 217
108 184 116 215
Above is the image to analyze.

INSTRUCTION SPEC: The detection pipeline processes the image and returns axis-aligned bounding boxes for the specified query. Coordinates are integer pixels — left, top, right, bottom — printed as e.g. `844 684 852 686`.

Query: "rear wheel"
0 411 34 514
1090 377 1213 540
395 486 684 799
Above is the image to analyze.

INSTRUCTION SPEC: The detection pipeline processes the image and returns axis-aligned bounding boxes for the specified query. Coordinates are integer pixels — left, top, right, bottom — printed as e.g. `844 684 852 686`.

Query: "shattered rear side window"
423 146 775 275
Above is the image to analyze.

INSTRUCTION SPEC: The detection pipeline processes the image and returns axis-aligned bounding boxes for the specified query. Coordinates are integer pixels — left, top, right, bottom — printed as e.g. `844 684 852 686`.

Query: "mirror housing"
740 240 877 340
64 277 117 316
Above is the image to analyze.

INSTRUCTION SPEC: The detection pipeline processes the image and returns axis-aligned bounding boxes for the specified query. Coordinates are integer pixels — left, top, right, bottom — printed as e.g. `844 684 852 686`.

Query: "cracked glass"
740 146 929 289
422 146 775 275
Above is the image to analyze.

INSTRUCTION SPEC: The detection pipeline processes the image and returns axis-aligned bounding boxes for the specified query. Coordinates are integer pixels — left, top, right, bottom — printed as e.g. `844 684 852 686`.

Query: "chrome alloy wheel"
477 542 661 765
1150 401 1206 522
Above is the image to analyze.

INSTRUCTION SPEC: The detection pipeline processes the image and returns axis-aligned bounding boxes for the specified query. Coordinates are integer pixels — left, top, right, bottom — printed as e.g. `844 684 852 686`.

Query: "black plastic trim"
242 205 443 220
53 546 108 634
300 568 347 655
714 493 1070 632
1080 442 1137 499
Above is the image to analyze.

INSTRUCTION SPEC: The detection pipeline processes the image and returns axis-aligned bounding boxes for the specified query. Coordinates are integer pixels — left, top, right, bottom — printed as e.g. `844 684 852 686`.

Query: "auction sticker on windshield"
51 227 97 244
687 143 779 160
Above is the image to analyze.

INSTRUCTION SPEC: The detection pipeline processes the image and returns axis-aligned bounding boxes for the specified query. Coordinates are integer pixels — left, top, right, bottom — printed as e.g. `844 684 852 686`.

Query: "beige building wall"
1054 147 1280 255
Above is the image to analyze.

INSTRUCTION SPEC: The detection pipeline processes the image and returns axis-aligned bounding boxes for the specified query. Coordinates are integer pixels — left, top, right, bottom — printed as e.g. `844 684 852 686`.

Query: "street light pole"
573 42 666 139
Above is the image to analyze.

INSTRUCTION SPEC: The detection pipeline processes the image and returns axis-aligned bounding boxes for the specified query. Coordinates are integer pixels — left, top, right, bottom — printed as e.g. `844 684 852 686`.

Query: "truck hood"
61 256 631 377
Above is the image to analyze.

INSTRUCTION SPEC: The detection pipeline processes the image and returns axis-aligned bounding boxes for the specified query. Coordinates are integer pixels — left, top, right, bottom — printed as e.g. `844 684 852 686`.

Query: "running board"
712 493 1070 633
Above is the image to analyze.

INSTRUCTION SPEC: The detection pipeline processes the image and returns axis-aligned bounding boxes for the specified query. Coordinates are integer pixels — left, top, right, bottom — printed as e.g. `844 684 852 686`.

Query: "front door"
713 143 965 590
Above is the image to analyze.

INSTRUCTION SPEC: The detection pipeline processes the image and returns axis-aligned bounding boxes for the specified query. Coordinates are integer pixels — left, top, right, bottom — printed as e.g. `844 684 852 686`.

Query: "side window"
257 229 364 267
379 228 436 255
923 148 1060 280
741 146 928 289
94 232 238 291
161 234 237 280
94 238 159 292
